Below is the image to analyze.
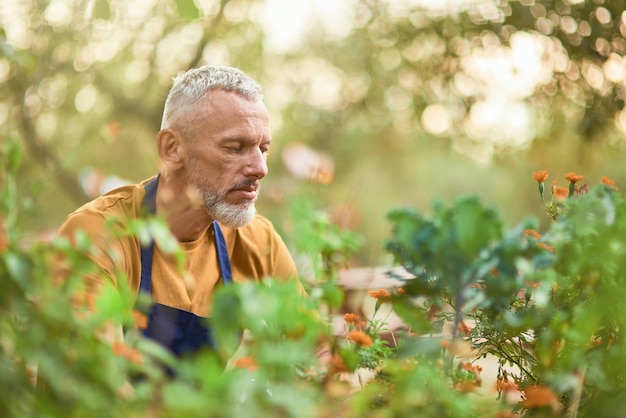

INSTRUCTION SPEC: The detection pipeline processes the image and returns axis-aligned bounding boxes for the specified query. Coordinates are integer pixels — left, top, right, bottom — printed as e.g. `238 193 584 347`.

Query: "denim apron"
139 175 233 357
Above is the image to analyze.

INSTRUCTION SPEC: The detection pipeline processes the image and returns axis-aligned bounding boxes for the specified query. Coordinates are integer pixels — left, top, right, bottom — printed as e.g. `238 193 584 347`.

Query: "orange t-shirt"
57 177 300 317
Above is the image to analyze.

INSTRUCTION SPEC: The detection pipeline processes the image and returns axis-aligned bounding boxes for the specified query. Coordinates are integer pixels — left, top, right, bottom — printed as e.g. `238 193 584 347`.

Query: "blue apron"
139 175 233 357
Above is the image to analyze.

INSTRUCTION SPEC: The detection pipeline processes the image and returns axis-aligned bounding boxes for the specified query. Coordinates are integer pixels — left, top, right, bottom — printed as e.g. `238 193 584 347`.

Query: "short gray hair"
160 66 263 131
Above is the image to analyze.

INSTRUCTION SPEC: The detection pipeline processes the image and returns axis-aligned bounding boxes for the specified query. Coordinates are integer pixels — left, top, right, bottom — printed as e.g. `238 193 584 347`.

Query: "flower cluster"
532 170 618 219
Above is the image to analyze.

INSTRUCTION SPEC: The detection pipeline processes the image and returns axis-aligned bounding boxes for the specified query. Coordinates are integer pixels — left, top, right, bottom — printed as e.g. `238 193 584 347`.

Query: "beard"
198 181 257 228
185 153 258 228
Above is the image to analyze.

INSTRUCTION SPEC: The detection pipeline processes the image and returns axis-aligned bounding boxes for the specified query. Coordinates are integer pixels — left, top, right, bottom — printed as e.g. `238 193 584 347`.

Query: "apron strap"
139 175 233 294
213 220 232 284
139 176 159 294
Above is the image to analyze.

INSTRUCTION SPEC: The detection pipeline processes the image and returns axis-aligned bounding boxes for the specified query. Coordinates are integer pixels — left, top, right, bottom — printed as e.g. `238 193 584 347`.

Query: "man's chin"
212 203 256 229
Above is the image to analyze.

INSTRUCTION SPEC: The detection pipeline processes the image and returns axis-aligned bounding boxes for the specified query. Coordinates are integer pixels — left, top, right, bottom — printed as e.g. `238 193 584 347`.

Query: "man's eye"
227 146 242 153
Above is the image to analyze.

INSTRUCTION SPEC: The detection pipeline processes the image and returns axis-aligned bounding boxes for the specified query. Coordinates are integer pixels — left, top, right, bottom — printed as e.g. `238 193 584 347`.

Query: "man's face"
183 89 271 228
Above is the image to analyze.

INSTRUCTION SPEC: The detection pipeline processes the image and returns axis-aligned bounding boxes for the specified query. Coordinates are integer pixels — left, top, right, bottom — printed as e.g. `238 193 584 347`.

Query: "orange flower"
495 378 519 393
565 172 584 183
329 354 348 373
601 176 618 190
532 170 549 182
455 380 480 393
112 341 143 365
397 287 406 296
0 218 8 252
368 289 391 300
343 313 361 326
234 356 258 371
347 330 373 347
461 362 482 374
537 242 554 252
493 411 516 418
553 184 569 200
522 385 558 409
131 310 148 330
458 321 472 336
523 229 541 239
525 281 541 289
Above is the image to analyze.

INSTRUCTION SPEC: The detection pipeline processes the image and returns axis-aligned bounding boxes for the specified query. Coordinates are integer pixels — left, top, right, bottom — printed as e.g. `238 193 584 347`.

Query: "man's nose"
244 148 268 179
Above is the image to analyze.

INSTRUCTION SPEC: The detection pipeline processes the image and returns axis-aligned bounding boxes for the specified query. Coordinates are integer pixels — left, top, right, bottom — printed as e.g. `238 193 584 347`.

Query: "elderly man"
58 66 302 358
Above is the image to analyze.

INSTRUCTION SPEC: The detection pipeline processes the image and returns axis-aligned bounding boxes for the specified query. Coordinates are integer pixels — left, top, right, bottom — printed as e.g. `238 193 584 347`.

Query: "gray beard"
200 187 257 229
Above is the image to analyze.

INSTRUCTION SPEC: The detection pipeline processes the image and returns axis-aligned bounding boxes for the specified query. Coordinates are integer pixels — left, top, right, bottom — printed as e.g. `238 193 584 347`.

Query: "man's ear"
156 128 185 170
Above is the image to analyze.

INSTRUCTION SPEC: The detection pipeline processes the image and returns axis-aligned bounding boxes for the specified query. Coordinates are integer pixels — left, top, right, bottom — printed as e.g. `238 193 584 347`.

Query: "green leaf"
4 251 32 290
175 0 200 20
93 0 111 20
94 283 124 321
4 134 23 173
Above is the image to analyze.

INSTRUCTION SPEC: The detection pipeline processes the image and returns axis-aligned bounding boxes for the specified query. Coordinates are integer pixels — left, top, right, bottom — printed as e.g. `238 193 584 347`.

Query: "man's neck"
155 174 214 242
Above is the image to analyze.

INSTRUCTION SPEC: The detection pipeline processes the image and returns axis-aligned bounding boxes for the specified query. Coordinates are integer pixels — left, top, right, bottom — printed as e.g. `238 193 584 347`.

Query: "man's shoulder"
58 181 147 237
71 183 144 217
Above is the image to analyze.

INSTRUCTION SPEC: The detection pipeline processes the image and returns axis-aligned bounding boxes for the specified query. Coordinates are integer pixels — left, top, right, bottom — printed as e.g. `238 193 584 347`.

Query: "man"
57 66 301 358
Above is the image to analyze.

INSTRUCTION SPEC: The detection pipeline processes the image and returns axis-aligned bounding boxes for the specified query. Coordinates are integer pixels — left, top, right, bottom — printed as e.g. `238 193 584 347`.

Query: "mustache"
227 179 259 192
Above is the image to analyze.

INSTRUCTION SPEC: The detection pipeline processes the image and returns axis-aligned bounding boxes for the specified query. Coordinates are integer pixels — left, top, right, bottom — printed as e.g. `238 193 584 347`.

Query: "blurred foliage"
1 0 626 263
0 137 494 417
387 174 626 416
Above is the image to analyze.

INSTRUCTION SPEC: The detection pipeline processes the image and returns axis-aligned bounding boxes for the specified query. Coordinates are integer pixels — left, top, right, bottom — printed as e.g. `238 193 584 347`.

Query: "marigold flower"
367 289 391 300
565 172 584 183
522 385 558 409
523 229 541 239
495 378 519 393
601 176 618 190
525 281 540 289
112 341 143 365
461 362 482 374
397 287 406 296
343 313 361 326
553 184 569 200
532 170 549 183
131 310 148 330
458 321 472 336
329 354 348 373
347 330 373 347
537 242 554 252
455 380 480 393
0 218 8 252
234 356 258 371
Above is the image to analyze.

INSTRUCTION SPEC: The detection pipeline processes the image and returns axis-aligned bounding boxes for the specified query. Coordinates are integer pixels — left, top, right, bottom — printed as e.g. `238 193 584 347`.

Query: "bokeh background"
2 0 625 266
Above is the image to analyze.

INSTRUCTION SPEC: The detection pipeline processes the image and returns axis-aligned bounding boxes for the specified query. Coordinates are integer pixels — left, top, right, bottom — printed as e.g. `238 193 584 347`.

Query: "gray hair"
160 66 263 132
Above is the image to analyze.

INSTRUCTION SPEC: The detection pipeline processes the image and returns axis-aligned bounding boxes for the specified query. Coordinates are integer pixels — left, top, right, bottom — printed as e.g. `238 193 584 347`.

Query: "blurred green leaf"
93 0 111 20
175 0 200 20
